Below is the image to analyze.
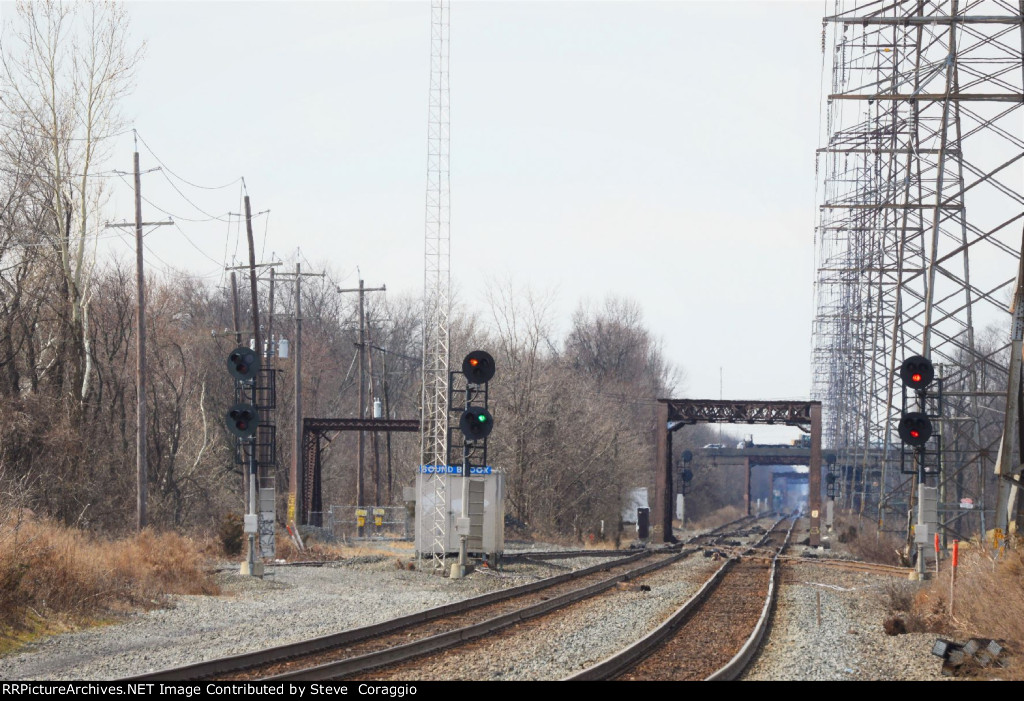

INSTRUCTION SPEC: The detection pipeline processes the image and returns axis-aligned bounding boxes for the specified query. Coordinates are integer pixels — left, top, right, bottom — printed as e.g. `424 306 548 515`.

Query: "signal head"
462 350 495 385
459 406 493 442
226 403 259 438
227 346 260 382
899 355 934 391
681 468 693 483
898 412 933 447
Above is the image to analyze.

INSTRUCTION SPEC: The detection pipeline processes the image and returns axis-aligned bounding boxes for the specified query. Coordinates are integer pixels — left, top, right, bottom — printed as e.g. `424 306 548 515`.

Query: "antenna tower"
421 0 451 570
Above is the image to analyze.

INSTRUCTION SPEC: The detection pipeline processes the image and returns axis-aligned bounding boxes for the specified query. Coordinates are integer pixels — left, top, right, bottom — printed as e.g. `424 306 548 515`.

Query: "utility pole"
230 272 242 345
267 268 276 361
292 264 302 527
230 200 276 565
225 259 281 518
244 196 262 362
275 264 325 527
339 279 386 528
366 311 382 504
105 149 170 531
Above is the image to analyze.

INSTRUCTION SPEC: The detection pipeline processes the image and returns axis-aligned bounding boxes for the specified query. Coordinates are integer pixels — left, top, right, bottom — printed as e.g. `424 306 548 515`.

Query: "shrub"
218 512 244 556
0 510 218 635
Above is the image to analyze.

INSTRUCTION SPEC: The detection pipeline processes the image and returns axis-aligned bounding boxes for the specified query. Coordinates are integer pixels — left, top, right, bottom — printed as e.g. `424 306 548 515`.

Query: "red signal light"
900 356 933 390
899 411 932 446
469 358 479 367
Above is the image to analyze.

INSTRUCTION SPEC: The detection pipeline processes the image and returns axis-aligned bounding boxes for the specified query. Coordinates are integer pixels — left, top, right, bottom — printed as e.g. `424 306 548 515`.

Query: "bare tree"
0 0 144 401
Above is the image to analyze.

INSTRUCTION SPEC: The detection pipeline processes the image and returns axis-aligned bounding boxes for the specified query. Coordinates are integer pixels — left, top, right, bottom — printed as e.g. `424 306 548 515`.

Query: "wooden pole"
267 268 275 359
357 279 365 516
292 263 303 525
108 150 171 533
366 311 382 505
133 151 147 532
244 196 262 360
230 272 242 345
243 196 261 566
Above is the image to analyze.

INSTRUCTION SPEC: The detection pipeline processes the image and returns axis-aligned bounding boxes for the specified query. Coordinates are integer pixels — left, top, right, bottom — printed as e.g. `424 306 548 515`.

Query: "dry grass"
273 529 417 562
687 504 746 532
870 534 1024 678
273 532 352 562
942 540 1024 648
0 510 218 648
831 513 905 566
879 577 950 635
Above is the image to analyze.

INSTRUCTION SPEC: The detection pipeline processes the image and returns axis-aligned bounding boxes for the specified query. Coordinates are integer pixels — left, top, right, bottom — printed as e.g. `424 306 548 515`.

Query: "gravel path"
0 526 955 681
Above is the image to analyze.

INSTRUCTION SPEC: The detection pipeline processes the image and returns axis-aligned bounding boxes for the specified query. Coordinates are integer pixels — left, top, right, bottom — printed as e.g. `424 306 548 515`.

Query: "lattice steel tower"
814 0 1024 540
421 0 452 570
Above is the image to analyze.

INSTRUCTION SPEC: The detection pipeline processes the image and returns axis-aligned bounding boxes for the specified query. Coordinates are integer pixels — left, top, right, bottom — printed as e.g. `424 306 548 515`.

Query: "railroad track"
778 555 911 577
566 515 795 681
266 516 782 681
125 515 772 682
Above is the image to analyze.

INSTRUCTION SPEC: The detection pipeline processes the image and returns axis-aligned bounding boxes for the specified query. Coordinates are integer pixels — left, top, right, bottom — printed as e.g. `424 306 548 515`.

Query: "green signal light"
478 414 488 422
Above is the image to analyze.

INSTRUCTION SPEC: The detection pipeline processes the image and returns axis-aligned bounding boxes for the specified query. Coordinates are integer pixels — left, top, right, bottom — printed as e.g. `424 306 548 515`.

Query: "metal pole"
458 382 471 575
247 435 258 576
809 403 823 547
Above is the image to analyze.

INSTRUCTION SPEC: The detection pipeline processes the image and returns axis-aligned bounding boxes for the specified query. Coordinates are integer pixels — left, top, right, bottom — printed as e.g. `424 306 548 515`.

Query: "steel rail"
260 519 773 681
777 555 912 576
123 550 652 681
266 548 695 681
269 516 777 681
125 516 761 682
502 549 640 560
563 515 793 681
705 518 796 681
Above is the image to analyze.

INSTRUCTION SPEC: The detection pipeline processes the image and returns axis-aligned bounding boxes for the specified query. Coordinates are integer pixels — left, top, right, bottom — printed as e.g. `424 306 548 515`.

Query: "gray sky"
5 0 828 444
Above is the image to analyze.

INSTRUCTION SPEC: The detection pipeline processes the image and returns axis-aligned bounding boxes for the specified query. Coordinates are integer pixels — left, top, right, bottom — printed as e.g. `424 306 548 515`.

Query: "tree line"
1 1 752 541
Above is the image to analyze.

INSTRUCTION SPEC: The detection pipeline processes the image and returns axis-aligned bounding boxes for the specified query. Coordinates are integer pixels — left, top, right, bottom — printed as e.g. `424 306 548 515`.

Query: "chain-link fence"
313 505 412 541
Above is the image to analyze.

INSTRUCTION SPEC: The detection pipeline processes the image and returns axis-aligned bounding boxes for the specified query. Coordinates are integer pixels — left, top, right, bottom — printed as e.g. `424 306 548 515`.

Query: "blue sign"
419 465 493 475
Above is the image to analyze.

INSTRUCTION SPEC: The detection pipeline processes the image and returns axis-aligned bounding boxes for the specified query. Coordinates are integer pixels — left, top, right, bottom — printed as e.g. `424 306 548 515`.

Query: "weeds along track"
566 516 795 681
125 515 775 681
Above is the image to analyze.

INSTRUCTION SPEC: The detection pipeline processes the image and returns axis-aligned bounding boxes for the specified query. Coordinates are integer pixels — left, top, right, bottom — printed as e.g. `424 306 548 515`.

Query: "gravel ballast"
741 562 946 681
0 531 958 681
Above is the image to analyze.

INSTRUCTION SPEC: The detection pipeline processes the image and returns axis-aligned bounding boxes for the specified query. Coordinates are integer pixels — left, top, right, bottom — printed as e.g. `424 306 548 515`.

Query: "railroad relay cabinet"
414 468 505 561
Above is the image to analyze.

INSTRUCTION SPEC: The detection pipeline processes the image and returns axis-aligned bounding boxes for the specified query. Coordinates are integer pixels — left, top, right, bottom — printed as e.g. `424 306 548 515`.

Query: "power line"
173 221 229 268
135 131 243 190
157 169 236 222
113 170 235 223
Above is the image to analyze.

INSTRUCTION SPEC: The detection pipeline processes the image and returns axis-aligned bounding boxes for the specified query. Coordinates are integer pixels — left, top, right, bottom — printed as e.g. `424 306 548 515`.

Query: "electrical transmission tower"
421 0 452 570
813 1 1024 541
